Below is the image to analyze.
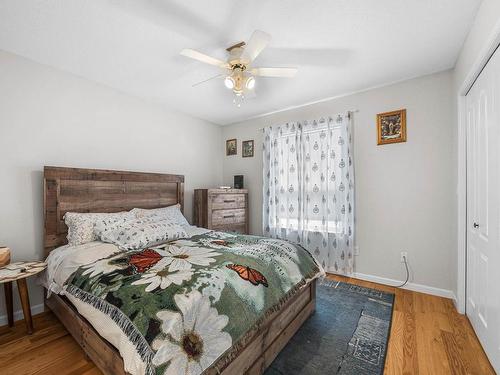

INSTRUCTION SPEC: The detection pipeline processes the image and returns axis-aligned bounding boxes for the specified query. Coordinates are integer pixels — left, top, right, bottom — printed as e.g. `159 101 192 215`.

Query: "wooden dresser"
193 189 249 234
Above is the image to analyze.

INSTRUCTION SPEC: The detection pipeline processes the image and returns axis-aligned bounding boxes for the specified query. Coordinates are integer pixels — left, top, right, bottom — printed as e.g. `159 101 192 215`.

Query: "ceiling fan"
180 30 298 105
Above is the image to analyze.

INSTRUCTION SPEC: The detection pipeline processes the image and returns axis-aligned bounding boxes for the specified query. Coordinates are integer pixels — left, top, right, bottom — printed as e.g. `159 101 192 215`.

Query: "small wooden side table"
0 261 47 334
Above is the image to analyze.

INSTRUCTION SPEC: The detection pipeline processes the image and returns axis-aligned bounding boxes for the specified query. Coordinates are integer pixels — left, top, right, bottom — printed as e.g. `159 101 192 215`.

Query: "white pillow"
96 218 187 250
64 211 134 246
131 204 189 227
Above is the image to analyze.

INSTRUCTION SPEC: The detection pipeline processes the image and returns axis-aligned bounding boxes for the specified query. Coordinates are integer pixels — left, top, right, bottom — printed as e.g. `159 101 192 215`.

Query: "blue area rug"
265 279 394 375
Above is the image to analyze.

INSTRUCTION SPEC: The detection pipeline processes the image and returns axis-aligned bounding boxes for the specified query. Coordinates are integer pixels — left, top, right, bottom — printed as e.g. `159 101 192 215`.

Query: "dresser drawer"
210 194 246 210
194 188 249 234
211 208 246 226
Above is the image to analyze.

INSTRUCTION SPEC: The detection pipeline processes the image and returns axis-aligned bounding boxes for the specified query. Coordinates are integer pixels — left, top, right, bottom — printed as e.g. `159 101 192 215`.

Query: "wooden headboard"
43 166 184 255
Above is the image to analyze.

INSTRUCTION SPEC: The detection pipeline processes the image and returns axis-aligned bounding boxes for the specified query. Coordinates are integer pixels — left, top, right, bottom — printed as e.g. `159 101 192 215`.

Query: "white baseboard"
0 303 45 327
352 272 456 300
451 294 462 314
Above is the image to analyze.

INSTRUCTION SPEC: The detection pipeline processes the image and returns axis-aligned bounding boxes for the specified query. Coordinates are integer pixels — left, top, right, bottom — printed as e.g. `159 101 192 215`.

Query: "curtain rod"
257 109 359 131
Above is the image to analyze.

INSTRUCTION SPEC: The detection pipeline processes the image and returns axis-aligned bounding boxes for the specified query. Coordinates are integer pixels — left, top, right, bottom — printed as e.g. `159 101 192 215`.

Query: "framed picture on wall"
377 109 407 145
242 140 254 157
226 139 237 156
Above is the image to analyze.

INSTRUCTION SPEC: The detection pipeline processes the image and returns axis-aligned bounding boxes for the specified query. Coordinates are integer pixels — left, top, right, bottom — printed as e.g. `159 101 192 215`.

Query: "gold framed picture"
226 139 237 156
242 140 254 158
377 109 406 145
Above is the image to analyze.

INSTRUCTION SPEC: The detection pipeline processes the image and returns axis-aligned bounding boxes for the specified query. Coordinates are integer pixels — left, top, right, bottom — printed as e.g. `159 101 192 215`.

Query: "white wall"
453 0 500 90
222 71 454 293
0 50 223 322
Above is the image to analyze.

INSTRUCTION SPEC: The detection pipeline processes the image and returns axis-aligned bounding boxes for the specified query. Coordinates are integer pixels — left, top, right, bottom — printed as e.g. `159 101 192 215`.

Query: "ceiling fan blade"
192 73 224 87
257 48 352 67
180 49 228 68
250 67 298 78
241 30 271 63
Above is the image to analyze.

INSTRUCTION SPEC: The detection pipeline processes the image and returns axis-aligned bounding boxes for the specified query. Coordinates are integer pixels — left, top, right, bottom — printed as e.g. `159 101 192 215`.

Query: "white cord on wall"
394 255 410 288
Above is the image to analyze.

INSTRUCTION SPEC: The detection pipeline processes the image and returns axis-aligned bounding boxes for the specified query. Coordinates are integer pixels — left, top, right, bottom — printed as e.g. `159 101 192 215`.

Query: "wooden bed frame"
43 166 316 375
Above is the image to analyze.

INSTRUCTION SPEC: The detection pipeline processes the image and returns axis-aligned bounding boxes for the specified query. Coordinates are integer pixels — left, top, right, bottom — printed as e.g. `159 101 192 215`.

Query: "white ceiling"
0 0 481 125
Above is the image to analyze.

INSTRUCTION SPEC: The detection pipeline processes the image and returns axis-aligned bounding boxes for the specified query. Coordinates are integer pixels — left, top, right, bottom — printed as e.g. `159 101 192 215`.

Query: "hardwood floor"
0 276 495 375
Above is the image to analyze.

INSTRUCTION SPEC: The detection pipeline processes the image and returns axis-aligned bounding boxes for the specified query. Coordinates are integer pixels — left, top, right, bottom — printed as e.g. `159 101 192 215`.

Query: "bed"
42 166 322 375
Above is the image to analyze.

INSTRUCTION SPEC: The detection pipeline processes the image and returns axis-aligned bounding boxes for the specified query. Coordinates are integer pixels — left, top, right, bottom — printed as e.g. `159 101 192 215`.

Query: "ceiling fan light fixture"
233 93 244 108
181 30 298 105
245 76 255 90
224 76 235 89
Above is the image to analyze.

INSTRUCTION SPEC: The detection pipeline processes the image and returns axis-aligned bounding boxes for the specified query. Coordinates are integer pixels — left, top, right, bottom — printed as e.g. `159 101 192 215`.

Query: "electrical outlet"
400 251 408 263
354 246 360 256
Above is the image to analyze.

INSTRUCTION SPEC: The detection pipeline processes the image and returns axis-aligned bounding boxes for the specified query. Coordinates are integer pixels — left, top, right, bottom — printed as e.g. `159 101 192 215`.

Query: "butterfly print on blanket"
226 264 269 287
129 249 162 273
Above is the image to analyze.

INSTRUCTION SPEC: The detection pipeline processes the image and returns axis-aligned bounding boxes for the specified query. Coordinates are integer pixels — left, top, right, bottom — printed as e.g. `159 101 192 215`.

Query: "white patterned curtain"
263 114 355 274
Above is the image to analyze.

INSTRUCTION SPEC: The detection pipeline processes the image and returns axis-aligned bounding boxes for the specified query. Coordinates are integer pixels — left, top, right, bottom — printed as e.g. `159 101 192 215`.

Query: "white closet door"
466 46 500 372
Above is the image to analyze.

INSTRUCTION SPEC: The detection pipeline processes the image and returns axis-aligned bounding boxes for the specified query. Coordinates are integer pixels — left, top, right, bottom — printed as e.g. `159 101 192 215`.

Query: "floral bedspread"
65 231 323 375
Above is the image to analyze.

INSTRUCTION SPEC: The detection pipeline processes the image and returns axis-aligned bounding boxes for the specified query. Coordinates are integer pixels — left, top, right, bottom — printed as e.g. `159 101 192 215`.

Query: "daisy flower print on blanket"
152 291 232 374
153 245 222 272
64 231 323 375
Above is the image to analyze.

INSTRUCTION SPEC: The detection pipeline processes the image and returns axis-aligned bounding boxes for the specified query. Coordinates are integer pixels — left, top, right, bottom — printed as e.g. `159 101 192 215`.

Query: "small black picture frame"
226 139 237 156
242 140 254 158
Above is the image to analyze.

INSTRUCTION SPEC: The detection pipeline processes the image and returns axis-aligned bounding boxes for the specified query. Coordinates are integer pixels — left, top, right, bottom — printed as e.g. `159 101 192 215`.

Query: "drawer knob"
223 214 235 218
223 200 236 203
